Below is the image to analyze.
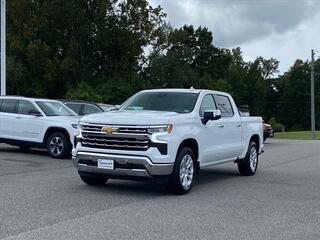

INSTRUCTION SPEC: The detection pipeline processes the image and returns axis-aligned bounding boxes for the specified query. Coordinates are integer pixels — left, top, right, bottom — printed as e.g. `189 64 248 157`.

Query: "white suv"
0 96 79 158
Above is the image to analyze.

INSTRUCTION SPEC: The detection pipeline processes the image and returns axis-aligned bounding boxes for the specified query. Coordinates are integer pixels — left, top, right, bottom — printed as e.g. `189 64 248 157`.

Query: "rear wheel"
80 175 108 185
238 142 258 176
166 147 196 195
46 132 70 159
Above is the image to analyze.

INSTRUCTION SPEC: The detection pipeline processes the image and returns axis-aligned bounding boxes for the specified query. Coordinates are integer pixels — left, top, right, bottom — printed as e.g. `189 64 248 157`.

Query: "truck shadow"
79 181 167 196
79 167 240 196
196 168 240 186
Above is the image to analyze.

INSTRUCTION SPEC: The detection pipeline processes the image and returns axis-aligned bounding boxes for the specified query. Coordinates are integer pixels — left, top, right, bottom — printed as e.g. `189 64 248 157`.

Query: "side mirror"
28 109 42 117
202 110 221 125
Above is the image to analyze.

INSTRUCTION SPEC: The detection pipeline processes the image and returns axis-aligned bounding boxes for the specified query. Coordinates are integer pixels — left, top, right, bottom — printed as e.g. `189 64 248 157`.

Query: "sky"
148 0 320 73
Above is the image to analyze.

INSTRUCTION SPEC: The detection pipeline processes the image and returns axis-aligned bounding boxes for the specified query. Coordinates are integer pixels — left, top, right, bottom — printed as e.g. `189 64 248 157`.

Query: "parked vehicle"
263 121 274 142
73 89 264 194
60 100 114 116
0 96 79 158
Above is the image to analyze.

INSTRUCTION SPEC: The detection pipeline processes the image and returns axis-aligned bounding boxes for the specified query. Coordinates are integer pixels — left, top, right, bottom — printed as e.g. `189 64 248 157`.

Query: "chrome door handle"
218 124 224 128
236 124 241 127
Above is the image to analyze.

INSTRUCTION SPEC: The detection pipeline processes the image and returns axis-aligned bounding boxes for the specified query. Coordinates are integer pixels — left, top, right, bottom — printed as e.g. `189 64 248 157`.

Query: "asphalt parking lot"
0 139 319 240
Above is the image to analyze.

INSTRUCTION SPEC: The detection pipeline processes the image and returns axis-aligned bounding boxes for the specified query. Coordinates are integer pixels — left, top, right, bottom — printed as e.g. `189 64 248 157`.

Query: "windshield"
120 92 199 113
36 101 76 116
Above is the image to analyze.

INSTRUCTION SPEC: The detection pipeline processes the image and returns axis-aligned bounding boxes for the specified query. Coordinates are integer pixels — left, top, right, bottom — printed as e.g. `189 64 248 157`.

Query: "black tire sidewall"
47 132 69 159
238 142 258 176
167 147 196 194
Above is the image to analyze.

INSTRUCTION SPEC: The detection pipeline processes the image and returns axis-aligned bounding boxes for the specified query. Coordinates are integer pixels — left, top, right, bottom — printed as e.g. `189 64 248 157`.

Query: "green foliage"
274 131 320 140
268 117 285 132
6 0 319 131
7 0 169 100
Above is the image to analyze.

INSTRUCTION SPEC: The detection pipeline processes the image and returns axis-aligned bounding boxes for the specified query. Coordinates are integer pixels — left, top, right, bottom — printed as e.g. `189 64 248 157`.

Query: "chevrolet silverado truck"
73 89 264 194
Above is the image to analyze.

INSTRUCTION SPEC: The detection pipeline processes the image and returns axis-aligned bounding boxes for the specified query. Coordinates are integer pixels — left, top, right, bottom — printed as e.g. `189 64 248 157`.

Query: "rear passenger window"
65 103 82 115
214 95 234 117
199 94 216 117
0 99 18 113
17 100 38 115
83 104 100 115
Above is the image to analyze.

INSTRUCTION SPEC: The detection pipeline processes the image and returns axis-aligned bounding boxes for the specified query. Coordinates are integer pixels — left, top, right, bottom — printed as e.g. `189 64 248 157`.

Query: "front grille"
81 124 150 151
82 124 149 134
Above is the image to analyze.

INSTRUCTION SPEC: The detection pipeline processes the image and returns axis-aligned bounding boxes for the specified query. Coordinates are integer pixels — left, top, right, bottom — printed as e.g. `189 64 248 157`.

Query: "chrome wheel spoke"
50 137 64 155
249 147 257 172
179 154 194 190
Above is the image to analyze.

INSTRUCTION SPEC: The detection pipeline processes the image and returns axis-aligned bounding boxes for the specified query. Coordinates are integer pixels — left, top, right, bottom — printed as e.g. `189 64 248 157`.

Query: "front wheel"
46 132 70 159
166 147 196 195
238 142 258 176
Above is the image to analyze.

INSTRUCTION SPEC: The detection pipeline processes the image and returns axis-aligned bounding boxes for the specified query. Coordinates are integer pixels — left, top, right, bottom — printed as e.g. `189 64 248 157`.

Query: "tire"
80 175 108 185
238 142 258 176
18 145 30 151
46 132 70 159
166 147 196 195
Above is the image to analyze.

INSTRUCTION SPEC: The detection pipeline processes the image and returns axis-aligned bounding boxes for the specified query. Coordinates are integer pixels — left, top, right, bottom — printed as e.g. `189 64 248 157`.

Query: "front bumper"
73 151 174 178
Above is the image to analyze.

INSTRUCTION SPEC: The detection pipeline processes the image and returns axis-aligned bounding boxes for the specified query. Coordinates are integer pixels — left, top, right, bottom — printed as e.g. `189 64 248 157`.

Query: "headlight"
71 124 78 129
148 124 173 134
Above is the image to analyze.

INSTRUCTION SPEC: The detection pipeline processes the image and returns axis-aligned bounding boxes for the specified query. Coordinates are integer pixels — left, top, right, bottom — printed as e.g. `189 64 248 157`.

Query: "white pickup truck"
73 89 264 194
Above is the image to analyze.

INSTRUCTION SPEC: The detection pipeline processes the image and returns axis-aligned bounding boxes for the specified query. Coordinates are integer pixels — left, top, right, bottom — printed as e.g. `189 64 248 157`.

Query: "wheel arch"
177 138 199 173
249 134 260 151
43 127 72 147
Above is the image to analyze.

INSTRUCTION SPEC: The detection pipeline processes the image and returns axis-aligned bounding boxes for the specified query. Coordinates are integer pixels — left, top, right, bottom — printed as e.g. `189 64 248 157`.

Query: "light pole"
310 49 316 140
1 0 6 95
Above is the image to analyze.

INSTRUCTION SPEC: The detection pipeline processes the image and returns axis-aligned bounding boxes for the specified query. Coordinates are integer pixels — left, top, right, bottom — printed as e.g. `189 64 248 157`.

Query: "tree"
7 0 169 101
279 60 311 130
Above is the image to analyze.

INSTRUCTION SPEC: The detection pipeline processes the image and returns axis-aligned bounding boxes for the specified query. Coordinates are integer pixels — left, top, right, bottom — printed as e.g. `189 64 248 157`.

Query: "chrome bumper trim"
74 151 174 177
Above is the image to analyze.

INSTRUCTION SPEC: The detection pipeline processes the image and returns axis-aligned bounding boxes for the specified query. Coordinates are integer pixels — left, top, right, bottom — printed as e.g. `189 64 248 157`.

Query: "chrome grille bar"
80 124 150 151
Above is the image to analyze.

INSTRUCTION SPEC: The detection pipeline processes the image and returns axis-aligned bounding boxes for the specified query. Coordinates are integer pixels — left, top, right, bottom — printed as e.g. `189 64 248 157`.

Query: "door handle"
218 124 224 128
15 117 22 119
236 124 241 127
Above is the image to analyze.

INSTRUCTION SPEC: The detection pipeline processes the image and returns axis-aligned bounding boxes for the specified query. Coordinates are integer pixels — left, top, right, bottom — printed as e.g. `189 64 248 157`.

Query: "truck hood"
80 110 179 125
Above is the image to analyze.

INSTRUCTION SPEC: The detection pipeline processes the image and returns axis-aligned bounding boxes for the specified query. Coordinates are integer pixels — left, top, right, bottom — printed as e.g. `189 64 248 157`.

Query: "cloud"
149 0 319 47
149 0 320 72
241 12 320 73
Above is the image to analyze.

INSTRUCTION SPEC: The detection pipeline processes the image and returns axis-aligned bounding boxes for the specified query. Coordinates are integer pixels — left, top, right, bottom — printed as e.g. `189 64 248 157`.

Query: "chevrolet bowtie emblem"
101 126 118 134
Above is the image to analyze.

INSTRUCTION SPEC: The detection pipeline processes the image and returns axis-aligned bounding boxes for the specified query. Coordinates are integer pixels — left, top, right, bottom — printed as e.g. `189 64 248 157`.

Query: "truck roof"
141 88 228 95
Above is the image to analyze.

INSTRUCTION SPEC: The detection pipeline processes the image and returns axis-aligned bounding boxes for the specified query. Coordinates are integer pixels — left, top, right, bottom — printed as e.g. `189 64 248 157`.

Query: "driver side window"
17 100 38 115
199 94 216 117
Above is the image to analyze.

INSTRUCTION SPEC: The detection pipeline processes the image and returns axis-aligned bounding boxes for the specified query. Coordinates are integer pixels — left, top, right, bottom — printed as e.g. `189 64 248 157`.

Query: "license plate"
98 159 114 170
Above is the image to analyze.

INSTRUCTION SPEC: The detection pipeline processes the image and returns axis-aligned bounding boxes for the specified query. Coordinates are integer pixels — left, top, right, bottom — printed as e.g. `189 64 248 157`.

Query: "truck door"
213 94 242 159
199 94 227 164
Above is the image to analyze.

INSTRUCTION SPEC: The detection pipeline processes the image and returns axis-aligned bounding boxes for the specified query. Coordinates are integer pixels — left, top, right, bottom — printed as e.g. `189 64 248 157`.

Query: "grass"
274 131 320 140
